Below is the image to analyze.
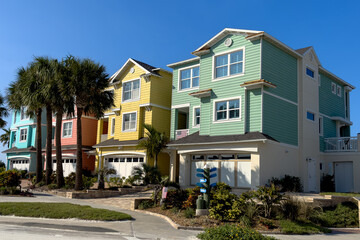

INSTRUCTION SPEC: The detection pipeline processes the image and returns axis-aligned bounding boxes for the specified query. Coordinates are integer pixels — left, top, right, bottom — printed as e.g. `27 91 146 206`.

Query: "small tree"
97 167 116 190
256 184 283 218
132 163 161 185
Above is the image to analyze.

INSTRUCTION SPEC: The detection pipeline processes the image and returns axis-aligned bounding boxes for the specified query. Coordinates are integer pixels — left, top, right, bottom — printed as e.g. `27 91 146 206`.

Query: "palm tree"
65 56 114 190
7 63 46 183
0 95 8 129
0 128 10 147
137 124 169 168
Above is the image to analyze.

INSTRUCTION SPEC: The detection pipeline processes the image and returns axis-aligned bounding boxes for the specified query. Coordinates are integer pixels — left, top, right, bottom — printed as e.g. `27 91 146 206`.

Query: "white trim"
178 64 200 92
139 103 171 111
319 66 355 89
110 58 152 83
20 107 30 121
261 87 264 132
263 91 298 106
62 121 73 138
212 47 245 81
51 153 76 158
331 82 337 94
192 106 200 128
178 147 258 154
122 111 137 132
167 57 200 68
19 128 28 142
171 103 190 109
110 117 116 136
213 96 242 123
7 155 31 159
102 151 146 157
121 78 141 103
168 139 266 147
81 115 98 120
337 85 342 97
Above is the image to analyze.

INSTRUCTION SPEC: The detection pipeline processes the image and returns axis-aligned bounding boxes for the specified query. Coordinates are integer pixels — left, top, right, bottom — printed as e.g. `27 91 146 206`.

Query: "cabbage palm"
0 128 10 147
0 95 8 129
65 56 114 190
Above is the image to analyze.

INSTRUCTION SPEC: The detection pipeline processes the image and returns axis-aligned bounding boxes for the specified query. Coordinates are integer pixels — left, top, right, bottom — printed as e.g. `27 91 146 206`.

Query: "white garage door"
106 156 144 179
11 159 30 171
52 159 76 177
335 162 354 193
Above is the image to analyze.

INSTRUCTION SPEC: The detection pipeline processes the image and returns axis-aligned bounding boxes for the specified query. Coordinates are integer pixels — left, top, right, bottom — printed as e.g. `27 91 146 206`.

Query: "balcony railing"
175 129 189 140
324 136 358 152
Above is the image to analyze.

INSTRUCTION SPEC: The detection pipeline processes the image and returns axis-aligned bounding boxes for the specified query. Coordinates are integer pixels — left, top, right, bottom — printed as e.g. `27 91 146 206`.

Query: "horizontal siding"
319 73 345 118
151 107 171 138
263 93 298 146
150 70 172 109
246 89 262 132
319 116 337 152
262 39 298 103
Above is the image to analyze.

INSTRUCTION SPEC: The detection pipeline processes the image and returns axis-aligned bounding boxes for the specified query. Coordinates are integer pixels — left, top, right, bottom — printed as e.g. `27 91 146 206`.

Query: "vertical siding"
263 93 298 146
246 89 262 132
262 39 298 103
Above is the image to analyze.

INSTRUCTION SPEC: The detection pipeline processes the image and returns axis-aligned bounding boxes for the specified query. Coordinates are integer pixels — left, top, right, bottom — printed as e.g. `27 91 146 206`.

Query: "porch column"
179 153 190 187
168 149 177 182
250 153 260 190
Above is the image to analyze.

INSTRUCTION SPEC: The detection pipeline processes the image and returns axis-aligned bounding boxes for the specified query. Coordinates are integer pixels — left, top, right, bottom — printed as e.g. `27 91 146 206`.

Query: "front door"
335 162 354 193
307 158 317 192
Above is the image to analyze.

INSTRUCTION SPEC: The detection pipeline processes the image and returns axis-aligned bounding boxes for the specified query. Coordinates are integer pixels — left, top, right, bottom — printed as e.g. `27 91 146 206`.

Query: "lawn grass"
279 220 331 234
320 192 360 197
0 202 132 221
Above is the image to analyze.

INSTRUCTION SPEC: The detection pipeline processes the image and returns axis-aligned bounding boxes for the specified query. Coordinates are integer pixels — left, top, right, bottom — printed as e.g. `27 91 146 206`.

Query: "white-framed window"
214 97 241 122
193 106 200 127
179 66 199 91
20 107 29 121
306 111 315 121
306 67 314 78
214 48 244 79
337 85 342 97
62 122 73 138
20 128 28 142
319 116 323 136
122 79 140 102
111 117 116 136
331 82 336 94
122 112 137 132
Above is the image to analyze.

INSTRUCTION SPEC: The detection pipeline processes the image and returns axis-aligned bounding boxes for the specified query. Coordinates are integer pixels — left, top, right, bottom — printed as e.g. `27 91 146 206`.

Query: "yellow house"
94 58 172 177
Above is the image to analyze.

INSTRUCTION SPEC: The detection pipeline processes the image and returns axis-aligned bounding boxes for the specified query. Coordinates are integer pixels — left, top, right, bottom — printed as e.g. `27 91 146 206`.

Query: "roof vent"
224 38 233 47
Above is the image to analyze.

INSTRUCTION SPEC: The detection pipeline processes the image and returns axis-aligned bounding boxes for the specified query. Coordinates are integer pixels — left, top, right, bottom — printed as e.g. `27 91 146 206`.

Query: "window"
111 117 115 136
193 107 200 127
122 79 140 102
306 68 314 78
319 116 323 136
331 82 336 94
307 111 315 121
20 107 29 121
337 86 342 97
20 128 27 142
62 122 73 137
179 66 199 90
122 112 137 131
214 49 244 79
215 98 240 121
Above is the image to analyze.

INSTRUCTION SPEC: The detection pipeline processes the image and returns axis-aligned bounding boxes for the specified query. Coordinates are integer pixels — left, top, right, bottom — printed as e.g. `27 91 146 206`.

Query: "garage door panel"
237 161 251 188
191 161 205 185
221 162 235 187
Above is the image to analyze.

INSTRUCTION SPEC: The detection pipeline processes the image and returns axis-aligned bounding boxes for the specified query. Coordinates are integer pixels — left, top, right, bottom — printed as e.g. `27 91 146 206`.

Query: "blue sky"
0 0 359 162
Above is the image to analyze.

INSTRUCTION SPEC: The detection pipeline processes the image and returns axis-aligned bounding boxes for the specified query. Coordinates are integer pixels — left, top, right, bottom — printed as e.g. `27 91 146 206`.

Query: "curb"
134 209 181 230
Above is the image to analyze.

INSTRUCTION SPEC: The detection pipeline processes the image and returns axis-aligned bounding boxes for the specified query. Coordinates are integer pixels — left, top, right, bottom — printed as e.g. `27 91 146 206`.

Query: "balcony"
175 129 189 140
324 136 359 152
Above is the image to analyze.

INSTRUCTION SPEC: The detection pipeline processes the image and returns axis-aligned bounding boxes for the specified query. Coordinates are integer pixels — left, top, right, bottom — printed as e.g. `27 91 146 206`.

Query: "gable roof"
295 46 312 55
167 131 277 146
109 58 162 84
295 46 321 66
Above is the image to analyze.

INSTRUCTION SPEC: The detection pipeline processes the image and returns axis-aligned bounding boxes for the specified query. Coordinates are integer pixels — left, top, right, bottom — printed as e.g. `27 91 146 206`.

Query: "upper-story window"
62 122 73 138
306 68 314 78
111 117 115 136
214 98 240 122
307 111 315 121
20 128 28 142
214 49 244 79
179 66 199 90
122 79 140 102
331 82 336 94
122 112 137 132
193 107 200 127
20 107 29 121
337 86 342 97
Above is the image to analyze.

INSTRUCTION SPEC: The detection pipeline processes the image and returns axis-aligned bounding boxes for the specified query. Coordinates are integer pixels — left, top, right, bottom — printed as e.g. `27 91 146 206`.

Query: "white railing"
101 134 108 142
324 136 358 152
175 129 189 140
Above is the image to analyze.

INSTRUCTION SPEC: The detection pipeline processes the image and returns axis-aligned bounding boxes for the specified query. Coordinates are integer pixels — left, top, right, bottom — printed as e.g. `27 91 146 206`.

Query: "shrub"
82 175 97 190
256 184 283 218
0 186 20 195
0 170 21 188
137 199 154 210
47 183 58 190
209 182 238 221
270 175 303 192
183 207 195 219
320 174 335 192
171 206 180 214
183 186 201 209
64 172 76 189
240 191 259 224
132 163 161 185
164 189 188 209
107 176 124 188
280 196 301 221
197 224 277 240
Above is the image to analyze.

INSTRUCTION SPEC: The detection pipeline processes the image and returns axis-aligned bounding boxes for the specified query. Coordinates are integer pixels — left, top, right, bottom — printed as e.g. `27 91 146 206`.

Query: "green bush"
197 224 277 240
311 202 359 227
82 175 97 190
47 183 58 190
240 191 259 224
0 186 21 195
137 199 154 210
256 184 283 218
209 182 238 221
183 207 195 219
183 186 201 209
64 172 76 189
171 206 180 214
280 196 301 221
107 176 124 188
320 174 335 192
0 170 21 188
270 175 303 192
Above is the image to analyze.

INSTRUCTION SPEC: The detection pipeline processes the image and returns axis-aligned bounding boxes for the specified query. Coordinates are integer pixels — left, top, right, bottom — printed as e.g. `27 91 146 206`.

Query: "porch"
324 134 360 152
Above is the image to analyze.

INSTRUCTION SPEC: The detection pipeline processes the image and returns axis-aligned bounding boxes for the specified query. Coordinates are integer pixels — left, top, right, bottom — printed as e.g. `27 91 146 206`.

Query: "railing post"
357 133 360 152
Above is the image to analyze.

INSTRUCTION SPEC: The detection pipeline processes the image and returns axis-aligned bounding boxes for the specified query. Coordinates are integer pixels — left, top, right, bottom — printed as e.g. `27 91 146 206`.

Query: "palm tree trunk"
75 107 83 190
45 105 53 185
36 108 43 183
155 154 158 169
56 111 64 188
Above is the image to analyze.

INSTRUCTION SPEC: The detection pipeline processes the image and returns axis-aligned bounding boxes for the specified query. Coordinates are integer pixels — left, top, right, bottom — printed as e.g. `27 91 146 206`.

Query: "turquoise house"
3 107 47 172
167 28 357 193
